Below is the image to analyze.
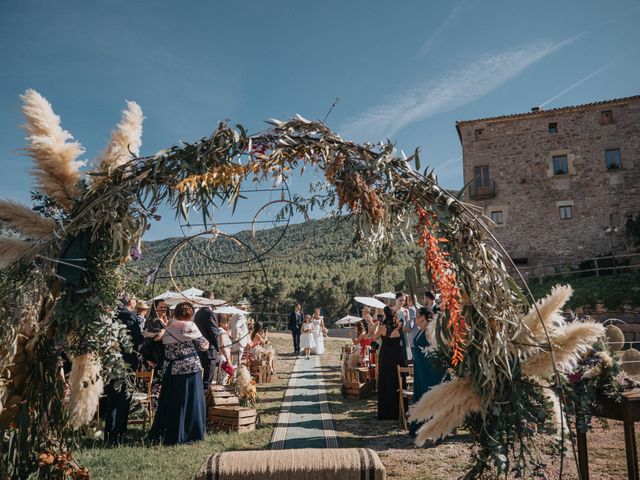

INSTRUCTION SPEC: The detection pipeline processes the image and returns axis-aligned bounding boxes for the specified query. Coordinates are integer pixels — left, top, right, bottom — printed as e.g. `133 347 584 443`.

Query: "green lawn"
77 335 296 480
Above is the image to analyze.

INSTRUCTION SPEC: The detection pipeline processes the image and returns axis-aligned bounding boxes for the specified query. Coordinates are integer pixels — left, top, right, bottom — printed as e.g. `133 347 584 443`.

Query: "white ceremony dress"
312 317 325 355
300 323 316 350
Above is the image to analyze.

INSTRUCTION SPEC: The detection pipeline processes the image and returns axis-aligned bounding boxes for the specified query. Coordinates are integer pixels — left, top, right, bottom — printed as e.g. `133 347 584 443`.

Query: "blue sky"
1 0 639 240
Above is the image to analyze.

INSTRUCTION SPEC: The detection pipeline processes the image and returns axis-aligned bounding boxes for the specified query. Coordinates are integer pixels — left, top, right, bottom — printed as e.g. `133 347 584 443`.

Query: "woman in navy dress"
409 307 444 436
150 302 209 445
372 306 406 420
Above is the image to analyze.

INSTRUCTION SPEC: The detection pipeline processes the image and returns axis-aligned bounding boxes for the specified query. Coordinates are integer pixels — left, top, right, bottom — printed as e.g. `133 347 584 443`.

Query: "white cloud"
539 51 634 108
419 0 466 57
340 34 582 142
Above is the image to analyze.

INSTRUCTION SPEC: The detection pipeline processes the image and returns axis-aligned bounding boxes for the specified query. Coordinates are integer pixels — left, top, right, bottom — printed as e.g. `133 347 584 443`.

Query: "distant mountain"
127 216 420 318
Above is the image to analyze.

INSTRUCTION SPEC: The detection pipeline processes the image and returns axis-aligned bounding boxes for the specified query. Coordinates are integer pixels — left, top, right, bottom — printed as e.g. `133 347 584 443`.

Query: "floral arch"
0 90 611 479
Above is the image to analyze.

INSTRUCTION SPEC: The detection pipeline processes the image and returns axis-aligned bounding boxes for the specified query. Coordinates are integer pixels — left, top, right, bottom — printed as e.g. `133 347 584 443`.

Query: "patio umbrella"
354 296 386 309
213 305 250 315
180 287 204 297
164 296 227 308
151 290 180 301
374 291 396 300
335 315 363 326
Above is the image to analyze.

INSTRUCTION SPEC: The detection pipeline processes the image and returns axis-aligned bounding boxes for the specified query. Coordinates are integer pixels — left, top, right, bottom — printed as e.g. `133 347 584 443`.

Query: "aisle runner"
270 355 339 449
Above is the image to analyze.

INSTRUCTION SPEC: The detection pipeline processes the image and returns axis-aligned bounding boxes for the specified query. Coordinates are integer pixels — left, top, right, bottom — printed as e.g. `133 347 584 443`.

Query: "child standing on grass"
300 315 316 359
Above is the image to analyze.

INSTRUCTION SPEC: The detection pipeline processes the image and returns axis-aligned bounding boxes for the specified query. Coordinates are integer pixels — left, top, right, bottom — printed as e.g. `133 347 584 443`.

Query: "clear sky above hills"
1 1 639 239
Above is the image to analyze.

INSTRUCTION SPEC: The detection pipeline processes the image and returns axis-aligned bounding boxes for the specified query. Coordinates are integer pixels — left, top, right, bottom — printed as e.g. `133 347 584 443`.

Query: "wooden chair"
397 365 414 431
130 369 154 431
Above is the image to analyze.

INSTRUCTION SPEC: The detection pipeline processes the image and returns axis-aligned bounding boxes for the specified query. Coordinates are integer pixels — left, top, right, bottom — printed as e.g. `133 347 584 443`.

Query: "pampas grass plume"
0 200 55 239
518 285 573 345
21 89 84 211
408 377 482 446
522 320 604 377
0 238 35 269
68 353 103 429
95 101 144 179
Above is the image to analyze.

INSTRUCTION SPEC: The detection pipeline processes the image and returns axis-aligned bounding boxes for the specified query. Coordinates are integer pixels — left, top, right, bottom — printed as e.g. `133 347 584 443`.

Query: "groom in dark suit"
288 303 304 354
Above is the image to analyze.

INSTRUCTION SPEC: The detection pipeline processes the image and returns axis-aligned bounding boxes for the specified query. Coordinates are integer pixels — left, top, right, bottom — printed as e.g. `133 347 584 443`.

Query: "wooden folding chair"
130 369 154 431
397 365 414 431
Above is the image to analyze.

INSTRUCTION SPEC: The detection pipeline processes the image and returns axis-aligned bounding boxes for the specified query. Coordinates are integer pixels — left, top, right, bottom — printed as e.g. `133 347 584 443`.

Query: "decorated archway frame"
0 91 614 479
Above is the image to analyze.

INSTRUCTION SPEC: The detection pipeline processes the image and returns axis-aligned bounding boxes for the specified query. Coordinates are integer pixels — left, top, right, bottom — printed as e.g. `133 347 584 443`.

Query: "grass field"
78 332 634 479
77 334 297 480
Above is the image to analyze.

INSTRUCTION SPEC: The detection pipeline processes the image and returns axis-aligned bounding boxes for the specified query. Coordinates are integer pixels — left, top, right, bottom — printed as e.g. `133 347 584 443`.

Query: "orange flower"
416 206 466 366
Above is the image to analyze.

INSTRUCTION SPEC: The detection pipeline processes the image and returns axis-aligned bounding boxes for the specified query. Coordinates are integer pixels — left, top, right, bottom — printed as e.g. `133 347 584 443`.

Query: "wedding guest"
288 303 304 355
135 300 149 332
423 291 440 315
104 294 144 445
403 295 420 362
371 306 405 420
311 308 326 355
193 291 218 389
150 302 208 445
352 322 372 361
142 299 169 368
230 312 250 368
410 307 443 436
217 316 235 384
393 292 411 362
300 315 316 360
250 322 276 374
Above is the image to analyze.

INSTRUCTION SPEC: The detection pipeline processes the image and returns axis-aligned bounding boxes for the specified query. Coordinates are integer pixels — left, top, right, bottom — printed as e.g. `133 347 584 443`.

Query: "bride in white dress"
311 308 325 355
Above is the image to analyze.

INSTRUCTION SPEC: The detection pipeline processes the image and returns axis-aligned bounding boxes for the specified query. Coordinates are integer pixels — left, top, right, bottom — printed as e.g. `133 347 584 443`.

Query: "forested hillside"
126 217 422 318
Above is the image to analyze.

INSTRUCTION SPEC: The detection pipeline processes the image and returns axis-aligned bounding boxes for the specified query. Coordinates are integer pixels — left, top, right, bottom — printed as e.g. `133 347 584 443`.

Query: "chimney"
531 106 541 112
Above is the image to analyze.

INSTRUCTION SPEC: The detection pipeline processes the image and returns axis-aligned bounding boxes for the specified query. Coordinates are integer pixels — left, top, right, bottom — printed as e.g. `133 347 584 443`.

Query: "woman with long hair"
250 321 276 374
311 307 326 355
409 307 443 436
150 302 208 445
142 299 169 368
371 306 406 420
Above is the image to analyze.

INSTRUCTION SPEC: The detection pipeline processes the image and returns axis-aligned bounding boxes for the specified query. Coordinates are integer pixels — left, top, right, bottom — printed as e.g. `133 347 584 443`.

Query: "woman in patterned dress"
150 302 209 445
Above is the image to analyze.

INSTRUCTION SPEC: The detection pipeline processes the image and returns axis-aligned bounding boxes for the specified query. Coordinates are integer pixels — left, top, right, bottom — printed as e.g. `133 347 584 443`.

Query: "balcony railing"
469 180 495 200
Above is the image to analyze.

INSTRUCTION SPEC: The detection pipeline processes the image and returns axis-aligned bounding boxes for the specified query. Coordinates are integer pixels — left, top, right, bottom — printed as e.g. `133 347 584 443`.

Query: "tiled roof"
456 95 640 127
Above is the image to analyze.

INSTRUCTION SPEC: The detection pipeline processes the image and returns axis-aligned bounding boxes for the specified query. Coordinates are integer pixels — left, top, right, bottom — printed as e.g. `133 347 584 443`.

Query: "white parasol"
354 296 386 309
374 291 397 300
163 296 227 308
213 305 250 315
180 287 205 297
335 315 363 326
152 290 180 301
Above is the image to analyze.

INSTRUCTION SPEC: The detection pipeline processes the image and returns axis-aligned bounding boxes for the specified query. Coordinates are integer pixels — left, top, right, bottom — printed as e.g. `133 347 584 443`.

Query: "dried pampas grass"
68 353 103 429
21 89 84 211
0 200 56 239
408 377 482 446
95 101 144 181
541 386 564 439
522 320 604 377
518 285 573 346
0 238 35 269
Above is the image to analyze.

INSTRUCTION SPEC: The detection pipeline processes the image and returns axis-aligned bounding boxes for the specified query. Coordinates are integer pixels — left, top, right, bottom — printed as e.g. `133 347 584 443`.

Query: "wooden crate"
253 365 274 384
342 380 376 400
206 385 239 407
344 367 370 384
208 405 257 433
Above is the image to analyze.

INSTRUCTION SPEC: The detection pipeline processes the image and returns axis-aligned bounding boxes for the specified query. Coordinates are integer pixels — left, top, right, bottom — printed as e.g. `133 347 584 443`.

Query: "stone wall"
458 97 640 267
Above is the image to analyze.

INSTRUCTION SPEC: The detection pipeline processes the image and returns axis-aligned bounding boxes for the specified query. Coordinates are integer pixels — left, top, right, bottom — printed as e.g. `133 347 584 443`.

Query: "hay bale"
195 448 385 480
622 348 640 376
605 325 625 352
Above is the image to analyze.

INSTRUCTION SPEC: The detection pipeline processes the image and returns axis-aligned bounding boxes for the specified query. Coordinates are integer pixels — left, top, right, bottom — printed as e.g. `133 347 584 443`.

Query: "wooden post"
575 406 590 480
623 405 640 480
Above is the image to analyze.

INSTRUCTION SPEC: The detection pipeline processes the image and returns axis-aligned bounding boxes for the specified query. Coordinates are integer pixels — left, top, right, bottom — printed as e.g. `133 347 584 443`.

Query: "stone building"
456 95 640 269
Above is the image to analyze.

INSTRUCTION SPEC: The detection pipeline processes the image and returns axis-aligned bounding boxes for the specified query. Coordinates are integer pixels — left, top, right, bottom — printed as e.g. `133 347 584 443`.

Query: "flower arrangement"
562 342 620 433
235 365 257 407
